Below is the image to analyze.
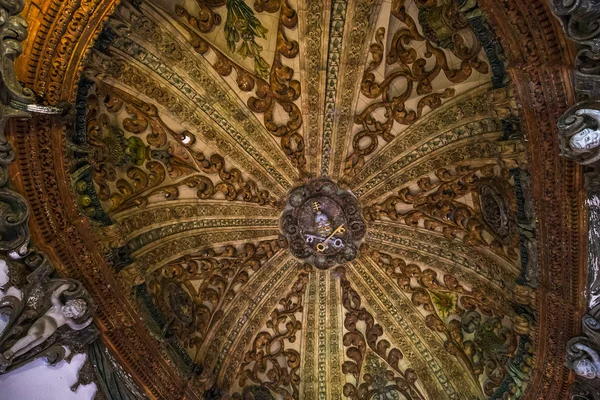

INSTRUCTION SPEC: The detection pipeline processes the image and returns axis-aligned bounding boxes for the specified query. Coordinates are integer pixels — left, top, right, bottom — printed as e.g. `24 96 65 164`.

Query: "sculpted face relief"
570 128 600 151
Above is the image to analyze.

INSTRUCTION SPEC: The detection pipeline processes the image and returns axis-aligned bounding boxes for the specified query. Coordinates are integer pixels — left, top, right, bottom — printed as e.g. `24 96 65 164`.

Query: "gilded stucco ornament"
280 178 366 269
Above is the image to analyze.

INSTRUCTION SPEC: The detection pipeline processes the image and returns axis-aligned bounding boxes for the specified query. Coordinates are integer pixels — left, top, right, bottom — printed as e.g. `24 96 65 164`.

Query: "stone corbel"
0 0 97 375
567 313 600 399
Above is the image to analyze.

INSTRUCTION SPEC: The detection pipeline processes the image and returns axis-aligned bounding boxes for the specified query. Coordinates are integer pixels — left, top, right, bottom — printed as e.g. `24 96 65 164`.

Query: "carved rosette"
280 178 366 269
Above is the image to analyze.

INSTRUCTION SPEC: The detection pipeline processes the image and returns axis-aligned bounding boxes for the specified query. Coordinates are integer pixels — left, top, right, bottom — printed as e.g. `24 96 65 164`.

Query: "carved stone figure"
2 283 92 361
568 340 600 380
559 103 600 165
0 258 97 374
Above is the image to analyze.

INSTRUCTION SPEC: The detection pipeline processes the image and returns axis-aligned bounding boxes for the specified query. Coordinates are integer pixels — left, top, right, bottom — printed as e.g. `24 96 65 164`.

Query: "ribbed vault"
9 0 585 399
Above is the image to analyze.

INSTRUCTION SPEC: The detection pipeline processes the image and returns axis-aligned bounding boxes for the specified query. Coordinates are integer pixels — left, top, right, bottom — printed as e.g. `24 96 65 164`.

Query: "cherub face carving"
573 358 598 379
62 299 87 319
570 128 600 151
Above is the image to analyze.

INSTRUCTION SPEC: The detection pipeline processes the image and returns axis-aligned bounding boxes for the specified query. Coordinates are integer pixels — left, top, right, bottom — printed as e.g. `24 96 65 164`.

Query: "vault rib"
357 133 503 204
300 266 319 400
298 0 331 176
349 255 485 399
217 259 308 392
86 49 293 197
367 222 520 290
345 84 494 191
328 0 383 179
114 200 281 239
134 227 281 273
366 226 516 300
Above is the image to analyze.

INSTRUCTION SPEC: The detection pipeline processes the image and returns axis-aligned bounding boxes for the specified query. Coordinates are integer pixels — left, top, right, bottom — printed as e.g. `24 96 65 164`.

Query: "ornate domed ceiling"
9 0 586 398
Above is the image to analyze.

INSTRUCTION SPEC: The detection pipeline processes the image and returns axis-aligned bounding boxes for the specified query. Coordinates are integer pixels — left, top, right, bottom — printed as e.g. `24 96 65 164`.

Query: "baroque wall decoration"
550 0 600 397
3 0 589 398
0 0 100 390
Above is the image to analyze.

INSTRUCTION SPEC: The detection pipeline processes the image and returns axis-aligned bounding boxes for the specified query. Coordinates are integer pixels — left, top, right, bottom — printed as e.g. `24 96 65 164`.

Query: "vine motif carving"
2 1 584 396
337 266 426 400
73 82 281 217
146 237 288 351
366 247 535 396
231 265 310 400
176 0 307 177
344 0 490 177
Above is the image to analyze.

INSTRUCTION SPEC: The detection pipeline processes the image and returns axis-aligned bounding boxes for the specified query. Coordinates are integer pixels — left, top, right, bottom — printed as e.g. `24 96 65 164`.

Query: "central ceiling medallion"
280 178 366 269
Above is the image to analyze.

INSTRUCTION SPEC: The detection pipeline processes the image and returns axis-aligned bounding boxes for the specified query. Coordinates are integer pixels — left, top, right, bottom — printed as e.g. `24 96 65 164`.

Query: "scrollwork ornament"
550 0 600 51
550 0 600 99
567 337 600 380
571 378 600 400
0 188 29 257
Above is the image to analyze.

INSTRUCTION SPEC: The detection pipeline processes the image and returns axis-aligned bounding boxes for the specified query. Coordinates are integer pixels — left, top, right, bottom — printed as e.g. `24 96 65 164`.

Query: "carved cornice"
478 0 585 398
0 0 97 379
10 1 202 398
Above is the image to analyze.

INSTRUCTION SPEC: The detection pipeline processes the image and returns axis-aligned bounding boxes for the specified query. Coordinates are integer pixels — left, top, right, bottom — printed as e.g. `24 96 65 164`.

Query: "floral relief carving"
230 265 310 400
176 0 307 177
77 82 281 216
344 0 490 177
